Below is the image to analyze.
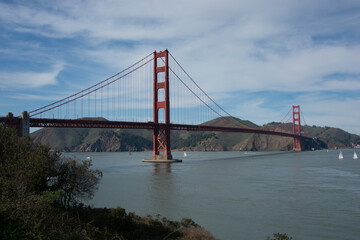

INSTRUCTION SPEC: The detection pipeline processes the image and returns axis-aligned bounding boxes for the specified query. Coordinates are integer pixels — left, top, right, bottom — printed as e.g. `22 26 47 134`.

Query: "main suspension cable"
168 52 251 128
31 57 154 117
30 52 153 115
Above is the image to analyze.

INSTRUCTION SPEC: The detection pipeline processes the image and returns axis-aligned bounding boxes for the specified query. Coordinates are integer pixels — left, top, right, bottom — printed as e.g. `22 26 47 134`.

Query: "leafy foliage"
266 232 293 240
0 126 102 238
50 158 102 208
0 126 102 209
0 126 216 239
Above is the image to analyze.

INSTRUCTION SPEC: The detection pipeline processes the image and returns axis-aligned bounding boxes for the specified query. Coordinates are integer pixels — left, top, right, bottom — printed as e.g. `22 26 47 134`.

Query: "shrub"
0 126 102 238
50 158 102 208
0 126 216 239
266 232 293 240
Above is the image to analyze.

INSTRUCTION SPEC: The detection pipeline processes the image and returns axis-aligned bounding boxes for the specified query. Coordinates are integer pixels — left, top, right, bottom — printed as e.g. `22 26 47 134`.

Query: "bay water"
64 150 360 240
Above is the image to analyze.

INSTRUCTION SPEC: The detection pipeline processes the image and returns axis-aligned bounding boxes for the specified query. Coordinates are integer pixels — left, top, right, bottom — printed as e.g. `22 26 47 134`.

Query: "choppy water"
64 150 360 240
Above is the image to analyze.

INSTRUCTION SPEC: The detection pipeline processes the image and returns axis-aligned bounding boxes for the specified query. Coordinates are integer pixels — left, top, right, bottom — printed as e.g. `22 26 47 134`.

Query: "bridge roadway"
23 118 312 140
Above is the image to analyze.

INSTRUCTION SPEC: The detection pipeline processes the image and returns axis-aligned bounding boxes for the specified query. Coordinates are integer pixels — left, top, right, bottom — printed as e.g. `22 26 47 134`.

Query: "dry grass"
180 226 218 240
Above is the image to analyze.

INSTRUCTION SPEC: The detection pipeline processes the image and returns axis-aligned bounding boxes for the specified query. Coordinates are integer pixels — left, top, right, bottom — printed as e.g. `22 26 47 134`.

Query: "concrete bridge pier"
20 111 30 137
3 111 29 137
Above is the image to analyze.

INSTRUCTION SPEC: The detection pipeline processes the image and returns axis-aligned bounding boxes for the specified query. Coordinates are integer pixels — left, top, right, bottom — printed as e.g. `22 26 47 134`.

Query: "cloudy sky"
1 0 360 134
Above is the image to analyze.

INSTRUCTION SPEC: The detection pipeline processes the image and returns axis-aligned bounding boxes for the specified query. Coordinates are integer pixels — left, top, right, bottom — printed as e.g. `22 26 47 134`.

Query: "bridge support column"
292 105 301 151
143 50 181 163
2 111 29 137
21 111 30 137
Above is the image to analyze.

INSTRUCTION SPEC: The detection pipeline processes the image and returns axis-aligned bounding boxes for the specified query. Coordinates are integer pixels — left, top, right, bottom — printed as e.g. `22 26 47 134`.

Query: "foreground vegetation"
1 126 294 239
0 126 215 239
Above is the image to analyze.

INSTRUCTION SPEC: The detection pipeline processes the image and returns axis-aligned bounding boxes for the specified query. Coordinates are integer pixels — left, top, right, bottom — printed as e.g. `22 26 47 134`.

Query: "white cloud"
0 63 63 89
230 95 360 135
1 1 359 95
0 0 356 42
233 45 360 92
298 95 360 135
1 0 360 134
9 93 67 101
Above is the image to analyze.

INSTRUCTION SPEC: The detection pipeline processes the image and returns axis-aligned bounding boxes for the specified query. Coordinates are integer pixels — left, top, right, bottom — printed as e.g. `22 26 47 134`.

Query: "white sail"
338 151 344 160
184 152 187 157
353 151 358 160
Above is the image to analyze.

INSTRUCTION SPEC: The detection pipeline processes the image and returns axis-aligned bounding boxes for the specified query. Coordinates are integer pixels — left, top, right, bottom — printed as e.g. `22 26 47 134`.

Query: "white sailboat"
338 151 344 160
353 151 358 160
183 151 187 158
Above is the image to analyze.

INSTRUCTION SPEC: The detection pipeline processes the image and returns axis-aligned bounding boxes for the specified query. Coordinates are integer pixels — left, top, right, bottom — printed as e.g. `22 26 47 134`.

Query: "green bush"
266 232 293 240
0 126 102 238
0 126 216 239
0 127 102 209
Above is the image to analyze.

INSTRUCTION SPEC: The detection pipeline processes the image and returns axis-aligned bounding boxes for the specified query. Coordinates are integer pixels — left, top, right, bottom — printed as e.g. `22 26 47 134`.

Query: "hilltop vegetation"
31 117 360 152
305 125 360 149
0 126 216 240
31 127 153 152
259 122 360 150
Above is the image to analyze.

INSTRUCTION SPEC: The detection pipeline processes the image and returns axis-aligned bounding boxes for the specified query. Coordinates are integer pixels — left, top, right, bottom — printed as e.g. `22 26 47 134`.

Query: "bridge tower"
292 105 301 151
151 50 174 161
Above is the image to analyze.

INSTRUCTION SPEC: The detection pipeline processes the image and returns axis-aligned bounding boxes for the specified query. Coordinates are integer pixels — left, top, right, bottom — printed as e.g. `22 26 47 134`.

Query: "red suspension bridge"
1 50 312 162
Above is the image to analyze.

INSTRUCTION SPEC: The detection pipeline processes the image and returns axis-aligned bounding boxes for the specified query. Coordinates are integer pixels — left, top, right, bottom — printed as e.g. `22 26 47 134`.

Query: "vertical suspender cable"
106 83 109 119
100 86 102 117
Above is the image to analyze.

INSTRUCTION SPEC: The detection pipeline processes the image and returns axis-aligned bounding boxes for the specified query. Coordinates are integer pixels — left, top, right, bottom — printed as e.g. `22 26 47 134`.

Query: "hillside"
31 116 257 152
235 124 294 151
31 128 153 152
235 123 328 151
172 116 259 151
259 122 360 150
305 125 360 149
31 117 360 152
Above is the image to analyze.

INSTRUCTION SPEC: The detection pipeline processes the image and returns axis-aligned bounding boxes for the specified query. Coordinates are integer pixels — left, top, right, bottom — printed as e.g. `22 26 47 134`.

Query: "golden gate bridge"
0 50 312 162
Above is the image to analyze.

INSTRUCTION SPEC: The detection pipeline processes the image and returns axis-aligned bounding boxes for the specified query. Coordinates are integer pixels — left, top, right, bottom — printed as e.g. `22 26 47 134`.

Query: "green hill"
303 125 360 149
31 116 257 152
254 122 360 150
30 117 360 152
177 116 259 150
31 127 153 152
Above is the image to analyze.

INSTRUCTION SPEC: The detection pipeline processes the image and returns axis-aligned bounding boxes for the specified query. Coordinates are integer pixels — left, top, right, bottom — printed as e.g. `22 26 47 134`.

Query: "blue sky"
0 0 360 134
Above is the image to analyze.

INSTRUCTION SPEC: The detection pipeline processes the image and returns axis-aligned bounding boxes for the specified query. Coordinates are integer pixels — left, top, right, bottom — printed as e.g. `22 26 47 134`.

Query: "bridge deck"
14 118 312 140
